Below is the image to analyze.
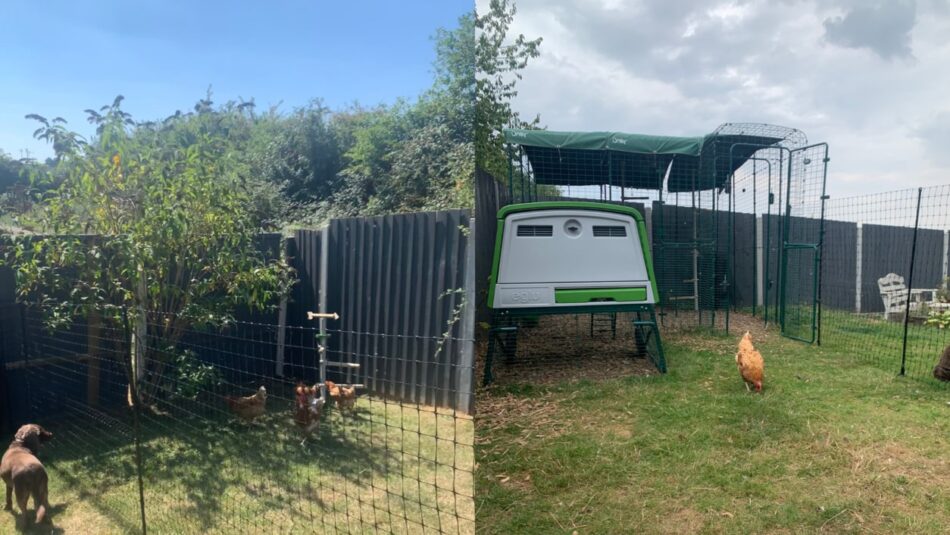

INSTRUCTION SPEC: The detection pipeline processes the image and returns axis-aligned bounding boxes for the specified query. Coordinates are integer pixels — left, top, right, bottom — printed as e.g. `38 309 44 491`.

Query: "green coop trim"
487 201 659 308
554 287 647 304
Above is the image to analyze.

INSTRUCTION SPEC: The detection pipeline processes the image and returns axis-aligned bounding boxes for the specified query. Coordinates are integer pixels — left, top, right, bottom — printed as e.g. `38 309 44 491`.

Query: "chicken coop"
482 124 830 384
484 201 665 382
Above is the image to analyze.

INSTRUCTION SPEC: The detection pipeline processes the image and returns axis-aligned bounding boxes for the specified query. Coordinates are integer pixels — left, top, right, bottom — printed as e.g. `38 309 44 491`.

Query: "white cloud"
478 0 950 198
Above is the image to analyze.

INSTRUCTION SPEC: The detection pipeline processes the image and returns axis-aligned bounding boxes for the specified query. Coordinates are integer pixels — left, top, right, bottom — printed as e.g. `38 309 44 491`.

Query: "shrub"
926 310 950 329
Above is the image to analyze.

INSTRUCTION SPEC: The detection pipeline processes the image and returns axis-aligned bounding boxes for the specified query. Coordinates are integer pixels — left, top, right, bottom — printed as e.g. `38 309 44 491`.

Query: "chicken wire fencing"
0 210 475 533
1 302 475 534
816 185 950 385
479 124 828 385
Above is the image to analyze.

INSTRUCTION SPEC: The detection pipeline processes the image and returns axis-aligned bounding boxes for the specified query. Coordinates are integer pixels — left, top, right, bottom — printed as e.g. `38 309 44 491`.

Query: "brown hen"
325 380 357 413
736 332 764 392
225 386 267 421
294 383 325 444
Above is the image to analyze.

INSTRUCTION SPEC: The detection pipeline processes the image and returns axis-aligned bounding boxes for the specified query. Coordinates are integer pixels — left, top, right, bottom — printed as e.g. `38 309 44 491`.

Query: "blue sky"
0 0 472 160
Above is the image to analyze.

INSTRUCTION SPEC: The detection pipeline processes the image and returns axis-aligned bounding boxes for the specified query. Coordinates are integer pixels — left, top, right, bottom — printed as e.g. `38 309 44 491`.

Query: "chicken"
325 380 357 413
738 331 755 355
225 386 267 421
294 383 325 445
736 332 764 392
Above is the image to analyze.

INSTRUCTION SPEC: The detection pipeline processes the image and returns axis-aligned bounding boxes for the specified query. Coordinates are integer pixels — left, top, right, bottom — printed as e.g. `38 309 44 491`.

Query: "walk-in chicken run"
482 123 829 385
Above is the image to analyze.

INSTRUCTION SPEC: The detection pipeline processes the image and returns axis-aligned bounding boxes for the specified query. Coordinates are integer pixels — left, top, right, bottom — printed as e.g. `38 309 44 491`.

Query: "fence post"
900 188 924 376
274 238 289 378
645 206 653 250
318 226 330 401
756 216 764 310
457 218 476 414
855 223 863 313
943 229 949 284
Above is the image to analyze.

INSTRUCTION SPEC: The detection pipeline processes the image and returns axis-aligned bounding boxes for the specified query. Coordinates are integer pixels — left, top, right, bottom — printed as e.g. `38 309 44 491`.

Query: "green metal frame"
491 125 828 384
778 143 829 343
727 144 792 333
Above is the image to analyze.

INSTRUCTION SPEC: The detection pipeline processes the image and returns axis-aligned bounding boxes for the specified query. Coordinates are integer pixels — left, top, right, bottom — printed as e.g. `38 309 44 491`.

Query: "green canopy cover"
504 128 783 192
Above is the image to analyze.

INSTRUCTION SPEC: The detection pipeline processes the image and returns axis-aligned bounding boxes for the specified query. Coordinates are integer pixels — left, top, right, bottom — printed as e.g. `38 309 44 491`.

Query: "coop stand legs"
632 309 667 373
483 324 518 386
589 312 618 339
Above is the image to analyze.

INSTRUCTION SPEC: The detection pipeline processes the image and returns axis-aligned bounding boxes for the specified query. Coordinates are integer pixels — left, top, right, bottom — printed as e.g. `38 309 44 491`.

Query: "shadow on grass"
5 502 69 534
35 392 410 533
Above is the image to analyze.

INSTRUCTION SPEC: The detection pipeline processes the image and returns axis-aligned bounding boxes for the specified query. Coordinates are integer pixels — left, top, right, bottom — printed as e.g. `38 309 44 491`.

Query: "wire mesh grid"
6 303 475 534
484 124 822 386
818 185 950 384
503 125 820 328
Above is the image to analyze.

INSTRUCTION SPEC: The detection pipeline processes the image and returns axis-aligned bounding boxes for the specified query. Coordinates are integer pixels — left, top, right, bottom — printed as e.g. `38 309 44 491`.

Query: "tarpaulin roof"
504 128 785 192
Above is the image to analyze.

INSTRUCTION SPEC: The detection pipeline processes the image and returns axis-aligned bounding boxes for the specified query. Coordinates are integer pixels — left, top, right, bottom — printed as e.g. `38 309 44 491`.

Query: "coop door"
780 246 819 342
779 143 828 343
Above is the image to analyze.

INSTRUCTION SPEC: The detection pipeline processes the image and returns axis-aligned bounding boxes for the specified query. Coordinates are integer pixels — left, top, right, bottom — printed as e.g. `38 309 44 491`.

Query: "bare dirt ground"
476 310 773 389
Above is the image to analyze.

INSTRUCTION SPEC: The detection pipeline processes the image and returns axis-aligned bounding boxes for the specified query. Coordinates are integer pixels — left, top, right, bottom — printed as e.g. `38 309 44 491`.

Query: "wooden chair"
877 273 938 320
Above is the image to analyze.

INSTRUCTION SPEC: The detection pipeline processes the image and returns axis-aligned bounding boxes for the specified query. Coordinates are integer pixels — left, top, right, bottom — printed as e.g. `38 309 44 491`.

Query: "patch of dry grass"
476 315 950 534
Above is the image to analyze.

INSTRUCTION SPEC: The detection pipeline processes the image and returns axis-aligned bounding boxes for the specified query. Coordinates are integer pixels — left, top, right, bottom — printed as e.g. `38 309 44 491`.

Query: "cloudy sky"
479 0 950 199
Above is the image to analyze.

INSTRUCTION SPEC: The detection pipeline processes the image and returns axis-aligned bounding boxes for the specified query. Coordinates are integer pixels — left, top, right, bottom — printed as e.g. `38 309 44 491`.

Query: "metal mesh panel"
504 123 819 335
483 123 828 385
818 186 950 385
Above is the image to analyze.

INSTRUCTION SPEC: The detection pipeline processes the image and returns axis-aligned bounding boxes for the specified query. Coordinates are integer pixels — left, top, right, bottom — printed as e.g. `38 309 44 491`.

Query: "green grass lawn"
818 308 950 381
475 322 950 534
2 397 474 534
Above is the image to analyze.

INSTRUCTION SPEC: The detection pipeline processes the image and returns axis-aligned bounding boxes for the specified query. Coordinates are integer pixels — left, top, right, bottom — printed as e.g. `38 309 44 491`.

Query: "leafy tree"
24 114 85 164
427 13 476 143
389 123 474 212
330 103 408 217
476 0 542 179
249 101 341 209
0 153 29 224
0 151 23 191
3 13 477 228
3 96 294 405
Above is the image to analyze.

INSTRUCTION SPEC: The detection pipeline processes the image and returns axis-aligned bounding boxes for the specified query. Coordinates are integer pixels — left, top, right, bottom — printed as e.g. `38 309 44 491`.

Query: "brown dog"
1 424 53 524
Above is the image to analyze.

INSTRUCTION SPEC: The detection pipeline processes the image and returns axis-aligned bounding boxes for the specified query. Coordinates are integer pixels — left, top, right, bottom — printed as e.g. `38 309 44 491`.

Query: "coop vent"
517 225 554 237
592 225 627 237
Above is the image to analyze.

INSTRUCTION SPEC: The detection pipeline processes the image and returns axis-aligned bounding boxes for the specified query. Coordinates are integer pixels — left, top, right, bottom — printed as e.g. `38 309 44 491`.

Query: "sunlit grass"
2 397 473 534
476 321 950 534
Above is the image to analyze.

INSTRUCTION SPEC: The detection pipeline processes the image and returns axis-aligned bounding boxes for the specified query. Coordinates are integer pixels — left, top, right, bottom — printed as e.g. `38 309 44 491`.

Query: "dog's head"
13 424 53 453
